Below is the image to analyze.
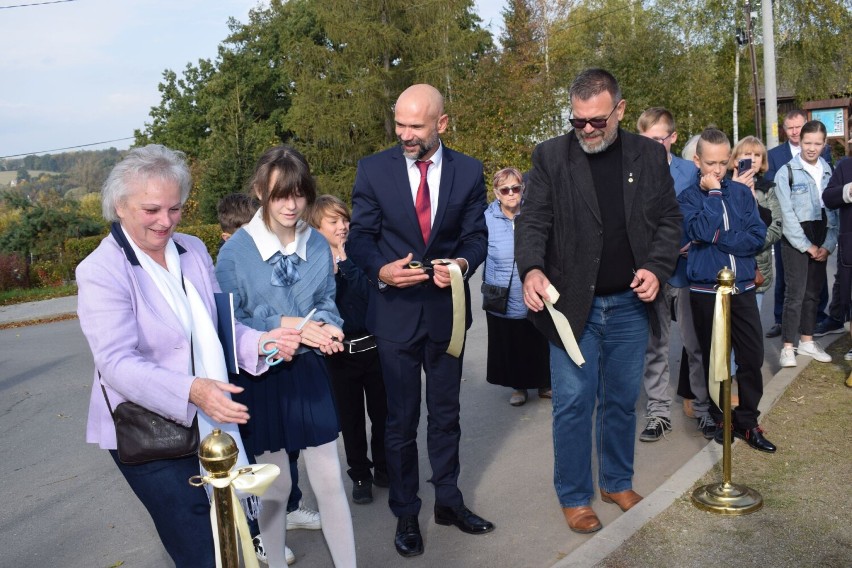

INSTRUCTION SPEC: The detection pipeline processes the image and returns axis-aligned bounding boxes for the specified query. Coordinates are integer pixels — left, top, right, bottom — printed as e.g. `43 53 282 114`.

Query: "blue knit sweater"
216 223 342 355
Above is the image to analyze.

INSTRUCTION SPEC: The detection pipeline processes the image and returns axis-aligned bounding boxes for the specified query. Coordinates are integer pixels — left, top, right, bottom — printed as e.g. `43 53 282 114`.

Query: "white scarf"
123 228 256 514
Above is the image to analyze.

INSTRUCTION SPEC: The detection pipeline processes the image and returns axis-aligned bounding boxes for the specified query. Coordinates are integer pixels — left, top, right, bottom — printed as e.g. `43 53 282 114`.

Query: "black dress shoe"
394 515 423 557
764 323 782 338
434 504 495 534
734 426 777 453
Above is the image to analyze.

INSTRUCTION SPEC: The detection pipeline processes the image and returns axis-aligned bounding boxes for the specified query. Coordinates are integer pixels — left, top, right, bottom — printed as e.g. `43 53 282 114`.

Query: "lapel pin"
628 172 634 183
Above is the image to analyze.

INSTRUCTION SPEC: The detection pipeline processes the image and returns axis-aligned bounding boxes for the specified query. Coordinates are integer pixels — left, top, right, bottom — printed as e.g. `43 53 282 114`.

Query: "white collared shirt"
244 209 310 261
404 143 443 227
789 141 801 158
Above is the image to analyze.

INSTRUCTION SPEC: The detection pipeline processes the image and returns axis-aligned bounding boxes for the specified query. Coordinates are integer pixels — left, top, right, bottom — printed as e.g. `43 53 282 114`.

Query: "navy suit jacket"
766 141 832 182
347 144 488 344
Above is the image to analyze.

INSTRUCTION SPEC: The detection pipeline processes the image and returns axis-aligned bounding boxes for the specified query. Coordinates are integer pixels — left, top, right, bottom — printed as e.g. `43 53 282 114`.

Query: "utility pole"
762 0 779 148
734 27 749 144
744 0 762 139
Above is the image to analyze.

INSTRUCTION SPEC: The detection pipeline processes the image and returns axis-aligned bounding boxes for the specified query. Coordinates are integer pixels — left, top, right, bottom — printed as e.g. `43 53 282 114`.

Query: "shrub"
65 234 105 268
31 258 66 288
180 224 222 258
0 253 28 291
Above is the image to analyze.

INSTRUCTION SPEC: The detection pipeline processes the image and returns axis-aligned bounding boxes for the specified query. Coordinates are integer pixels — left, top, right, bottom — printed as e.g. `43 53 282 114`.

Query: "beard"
399 131 439 160
576 125 618 154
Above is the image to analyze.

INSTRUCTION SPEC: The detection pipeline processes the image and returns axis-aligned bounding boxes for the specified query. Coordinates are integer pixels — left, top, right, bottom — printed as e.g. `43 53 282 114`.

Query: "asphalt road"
0 267 790 567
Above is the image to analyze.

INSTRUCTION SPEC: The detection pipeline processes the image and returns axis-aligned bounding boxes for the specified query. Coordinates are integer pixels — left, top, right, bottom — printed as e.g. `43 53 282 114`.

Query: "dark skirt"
231 350 340 457
486 312 551 389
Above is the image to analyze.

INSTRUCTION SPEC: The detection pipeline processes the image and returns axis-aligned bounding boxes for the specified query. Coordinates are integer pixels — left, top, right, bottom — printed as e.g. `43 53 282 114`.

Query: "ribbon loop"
193 464 281 568
543 284 585 367
433 259 465 357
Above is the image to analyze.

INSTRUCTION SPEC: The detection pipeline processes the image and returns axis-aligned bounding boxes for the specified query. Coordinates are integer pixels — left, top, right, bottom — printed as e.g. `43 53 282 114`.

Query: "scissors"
261 308 317 365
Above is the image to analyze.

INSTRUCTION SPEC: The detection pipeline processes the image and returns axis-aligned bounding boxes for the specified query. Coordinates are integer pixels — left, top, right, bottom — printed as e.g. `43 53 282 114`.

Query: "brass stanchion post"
691 268 763 515
194 428 240 567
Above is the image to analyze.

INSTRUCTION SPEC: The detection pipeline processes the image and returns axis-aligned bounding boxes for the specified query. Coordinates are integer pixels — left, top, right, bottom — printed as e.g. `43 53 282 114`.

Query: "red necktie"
415 160 432 244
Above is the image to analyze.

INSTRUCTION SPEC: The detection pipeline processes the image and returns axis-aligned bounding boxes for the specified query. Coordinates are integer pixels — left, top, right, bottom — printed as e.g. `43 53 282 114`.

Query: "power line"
0 137 134 159
0 0 76 9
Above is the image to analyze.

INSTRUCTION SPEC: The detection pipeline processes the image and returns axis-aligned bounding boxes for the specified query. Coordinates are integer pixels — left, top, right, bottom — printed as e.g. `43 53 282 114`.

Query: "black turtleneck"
586 133 633 295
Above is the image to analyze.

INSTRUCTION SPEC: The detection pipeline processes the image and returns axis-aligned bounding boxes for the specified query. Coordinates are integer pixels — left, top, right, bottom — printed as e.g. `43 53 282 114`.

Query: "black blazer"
515 129 682 347
347 144 488 343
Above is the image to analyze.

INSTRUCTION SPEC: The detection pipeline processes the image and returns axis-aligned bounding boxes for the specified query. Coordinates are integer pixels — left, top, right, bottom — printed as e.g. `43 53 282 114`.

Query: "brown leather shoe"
600 489 643 512
562 506 602 534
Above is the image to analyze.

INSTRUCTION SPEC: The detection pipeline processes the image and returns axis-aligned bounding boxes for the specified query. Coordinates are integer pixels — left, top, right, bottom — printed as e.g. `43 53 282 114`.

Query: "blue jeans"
110 451 214 568
550 290 648 508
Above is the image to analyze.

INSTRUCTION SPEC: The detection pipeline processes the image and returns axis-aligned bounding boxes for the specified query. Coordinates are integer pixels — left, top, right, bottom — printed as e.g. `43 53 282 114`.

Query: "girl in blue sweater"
216 146 355 568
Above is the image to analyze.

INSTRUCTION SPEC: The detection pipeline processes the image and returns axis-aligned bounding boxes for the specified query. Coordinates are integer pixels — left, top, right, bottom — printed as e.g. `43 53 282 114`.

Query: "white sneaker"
844 349 852 361
252 535 296 565
286 502 321 530
779 346 797 367
797 341 832 363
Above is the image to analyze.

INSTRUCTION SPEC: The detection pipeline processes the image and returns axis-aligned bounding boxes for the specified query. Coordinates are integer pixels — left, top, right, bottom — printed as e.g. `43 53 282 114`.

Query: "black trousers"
780 240 828 342
375 323 465 517
690 289 764 430
325 345 388 483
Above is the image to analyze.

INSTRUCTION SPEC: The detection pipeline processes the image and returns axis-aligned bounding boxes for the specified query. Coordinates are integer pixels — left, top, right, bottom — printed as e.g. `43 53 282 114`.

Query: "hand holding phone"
737 158 752 175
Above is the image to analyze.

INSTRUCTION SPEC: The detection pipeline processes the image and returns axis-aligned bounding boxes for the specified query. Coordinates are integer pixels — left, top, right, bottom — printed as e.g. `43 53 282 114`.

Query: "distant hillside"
0 170 60 187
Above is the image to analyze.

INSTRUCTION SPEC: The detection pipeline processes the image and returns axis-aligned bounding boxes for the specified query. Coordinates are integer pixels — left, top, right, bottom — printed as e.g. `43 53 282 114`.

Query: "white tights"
255 441 355 568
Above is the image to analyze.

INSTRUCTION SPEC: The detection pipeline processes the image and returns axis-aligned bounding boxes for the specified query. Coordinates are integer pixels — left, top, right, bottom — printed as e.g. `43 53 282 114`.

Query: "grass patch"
0 283 77 306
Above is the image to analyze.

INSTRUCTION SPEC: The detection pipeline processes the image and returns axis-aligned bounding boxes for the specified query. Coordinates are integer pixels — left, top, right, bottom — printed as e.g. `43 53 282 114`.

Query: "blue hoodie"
678 174 767 294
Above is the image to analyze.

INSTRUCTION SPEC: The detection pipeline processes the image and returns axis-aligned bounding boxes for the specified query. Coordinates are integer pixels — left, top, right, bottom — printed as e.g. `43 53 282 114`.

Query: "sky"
0 0 508 159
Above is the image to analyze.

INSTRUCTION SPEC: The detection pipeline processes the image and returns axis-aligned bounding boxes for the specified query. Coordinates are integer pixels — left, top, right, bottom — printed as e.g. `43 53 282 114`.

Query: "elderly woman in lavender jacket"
483 167 551 406
77 144 300 568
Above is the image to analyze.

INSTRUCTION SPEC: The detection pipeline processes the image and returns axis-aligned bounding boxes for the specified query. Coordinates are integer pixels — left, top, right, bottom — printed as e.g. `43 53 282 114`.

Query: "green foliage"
64 234 106 270
0 283 76 306
0 191 104 259
179 223 224 258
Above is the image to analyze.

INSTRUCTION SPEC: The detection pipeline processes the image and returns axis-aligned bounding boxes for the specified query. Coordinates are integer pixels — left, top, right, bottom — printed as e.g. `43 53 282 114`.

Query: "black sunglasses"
497 184 524 196
569 103 619 130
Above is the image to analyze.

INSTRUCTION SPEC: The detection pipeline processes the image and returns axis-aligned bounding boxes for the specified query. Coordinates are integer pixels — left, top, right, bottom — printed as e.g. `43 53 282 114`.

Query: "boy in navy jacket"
678 128 776 453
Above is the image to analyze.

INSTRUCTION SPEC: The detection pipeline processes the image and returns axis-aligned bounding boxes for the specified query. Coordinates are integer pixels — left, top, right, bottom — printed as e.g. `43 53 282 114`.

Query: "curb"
554 336 840 567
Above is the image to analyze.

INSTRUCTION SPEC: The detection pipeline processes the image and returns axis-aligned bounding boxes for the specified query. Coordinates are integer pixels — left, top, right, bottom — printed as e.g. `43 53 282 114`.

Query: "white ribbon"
543 284 585 367
192 464 280 568
708 285 732 409
433 259 466 358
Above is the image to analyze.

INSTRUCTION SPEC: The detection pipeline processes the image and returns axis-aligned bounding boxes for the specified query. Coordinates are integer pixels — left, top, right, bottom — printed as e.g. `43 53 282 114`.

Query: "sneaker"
797 341 832 363
639 416 672 442
253 535 267 563
509 389 528 406
844 349 852 361
813 317 845 336
287 503 321 530
373 469 390 488
352 479 373 504
252 536 295 565
764 323 781 338
779 346 797 367
697 415 718 439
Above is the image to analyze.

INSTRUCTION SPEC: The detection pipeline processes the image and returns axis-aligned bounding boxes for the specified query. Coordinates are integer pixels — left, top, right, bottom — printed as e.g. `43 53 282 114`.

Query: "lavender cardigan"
78 226 267 450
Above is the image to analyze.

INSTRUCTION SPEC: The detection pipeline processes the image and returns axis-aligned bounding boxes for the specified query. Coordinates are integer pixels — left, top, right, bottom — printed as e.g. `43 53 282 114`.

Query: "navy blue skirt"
231 351 340 457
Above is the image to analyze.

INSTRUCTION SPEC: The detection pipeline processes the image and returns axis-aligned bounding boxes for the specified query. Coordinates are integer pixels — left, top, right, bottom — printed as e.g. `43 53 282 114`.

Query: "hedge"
63 223 223 278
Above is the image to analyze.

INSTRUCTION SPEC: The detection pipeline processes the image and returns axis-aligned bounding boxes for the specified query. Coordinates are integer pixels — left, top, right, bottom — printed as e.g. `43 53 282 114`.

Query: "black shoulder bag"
481 260 515 314
100 283 200 464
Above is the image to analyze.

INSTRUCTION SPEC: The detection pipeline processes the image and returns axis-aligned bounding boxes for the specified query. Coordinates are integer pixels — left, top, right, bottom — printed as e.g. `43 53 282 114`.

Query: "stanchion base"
691 481 763 515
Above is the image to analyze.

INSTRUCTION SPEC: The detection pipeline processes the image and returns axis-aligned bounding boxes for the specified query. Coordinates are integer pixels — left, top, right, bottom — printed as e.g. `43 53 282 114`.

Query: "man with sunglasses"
516 69 681 534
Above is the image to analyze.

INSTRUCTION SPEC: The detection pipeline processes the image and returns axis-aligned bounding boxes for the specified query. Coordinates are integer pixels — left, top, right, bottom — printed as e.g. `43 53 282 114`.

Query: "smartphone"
737 158 752 175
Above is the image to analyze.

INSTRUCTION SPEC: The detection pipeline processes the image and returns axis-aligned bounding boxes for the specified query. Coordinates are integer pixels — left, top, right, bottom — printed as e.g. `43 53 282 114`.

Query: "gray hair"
569 68 622 104
101 144 191 222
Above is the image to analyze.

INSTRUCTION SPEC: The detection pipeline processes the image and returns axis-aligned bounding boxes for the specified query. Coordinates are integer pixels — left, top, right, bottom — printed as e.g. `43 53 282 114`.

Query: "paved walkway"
1 288 837 567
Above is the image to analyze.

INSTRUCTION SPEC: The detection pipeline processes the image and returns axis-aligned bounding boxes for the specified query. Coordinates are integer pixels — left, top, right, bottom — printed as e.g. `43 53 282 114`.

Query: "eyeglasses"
497 184 524 196
568 103 619 130
650 132 675 144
